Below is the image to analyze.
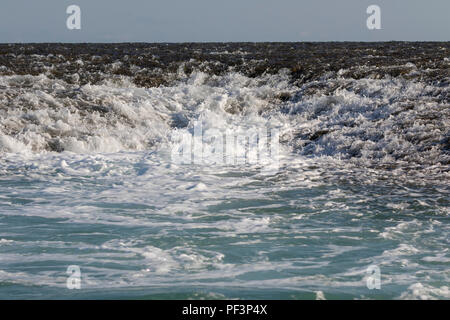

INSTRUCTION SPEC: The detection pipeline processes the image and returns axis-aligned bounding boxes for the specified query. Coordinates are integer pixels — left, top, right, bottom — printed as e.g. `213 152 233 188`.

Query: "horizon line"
1 40 449 45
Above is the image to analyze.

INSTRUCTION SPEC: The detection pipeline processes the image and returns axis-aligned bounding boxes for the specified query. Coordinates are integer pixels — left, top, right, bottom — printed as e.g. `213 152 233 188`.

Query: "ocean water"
0 43 449 299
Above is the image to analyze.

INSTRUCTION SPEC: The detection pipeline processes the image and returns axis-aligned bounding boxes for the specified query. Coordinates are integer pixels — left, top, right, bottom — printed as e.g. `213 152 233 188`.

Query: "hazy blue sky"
0 0 449 42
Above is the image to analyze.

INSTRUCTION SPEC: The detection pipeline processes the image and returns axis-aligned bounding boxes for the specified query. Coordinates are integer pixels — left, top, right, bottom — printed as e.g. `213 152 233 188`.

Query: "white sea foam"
0 64 448 299
1 70 447 172
399 283 450 300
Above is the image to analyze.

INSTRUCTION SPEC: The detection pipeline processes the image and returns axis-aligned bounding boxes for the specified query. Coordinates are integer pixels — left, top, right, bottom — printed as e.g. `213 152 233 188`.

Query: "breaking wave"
0 43 448 176
0 43 449 299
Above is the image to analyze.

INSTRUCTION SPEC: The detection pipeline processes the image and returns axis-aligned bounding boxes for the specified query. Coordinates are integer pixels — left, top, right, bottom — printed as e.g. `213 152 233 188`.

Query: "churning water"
0 43 448 299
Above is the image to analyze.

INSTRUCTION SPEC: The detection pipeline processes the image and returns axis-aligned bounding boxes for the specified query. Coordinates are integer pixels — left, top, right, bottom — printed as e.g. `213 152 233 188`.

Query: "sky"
0 0 449 43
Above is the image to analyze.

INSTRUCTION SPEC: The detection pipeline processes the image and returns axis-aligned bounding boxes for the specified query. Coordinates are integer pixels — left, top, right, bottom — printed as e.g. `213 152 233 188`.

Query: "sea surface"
0 43 449 299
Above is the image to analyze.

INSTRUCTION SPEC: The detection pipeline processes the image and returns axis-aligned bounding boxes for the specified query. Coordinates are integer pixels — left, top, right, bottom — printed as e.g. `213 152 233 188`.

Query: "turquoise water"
0 151 448 299
0 43 448 299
